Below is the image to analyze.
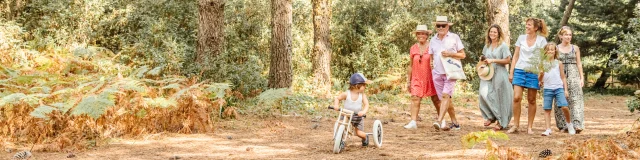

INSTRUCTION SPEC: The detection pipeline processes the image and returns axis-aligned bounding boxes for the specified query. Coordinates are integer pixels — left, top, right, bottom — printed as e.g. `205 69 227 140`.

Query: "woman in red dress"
404 25 441 129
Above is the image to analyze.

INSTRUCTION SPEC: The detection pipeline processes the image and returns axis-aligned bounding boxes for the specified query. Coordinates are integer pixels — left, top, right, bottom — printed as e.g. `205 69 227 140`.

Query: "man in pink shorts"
429 16 466 131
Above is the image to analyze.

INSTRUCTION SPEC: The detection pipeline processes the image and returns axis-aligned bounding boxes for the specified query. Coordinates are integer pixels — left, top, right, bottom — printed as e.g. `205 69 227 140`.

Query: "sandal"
527 128 534 135
506 127 519 133
492 125 503 131
483 119 494 126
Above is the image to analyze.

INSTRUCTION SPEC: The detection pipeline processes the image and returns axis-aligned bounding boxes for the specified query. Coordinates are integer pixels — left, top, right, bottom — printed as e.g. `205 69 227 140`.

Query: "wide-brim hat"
476 61 494 81
432 16 454 26
413 24 433 34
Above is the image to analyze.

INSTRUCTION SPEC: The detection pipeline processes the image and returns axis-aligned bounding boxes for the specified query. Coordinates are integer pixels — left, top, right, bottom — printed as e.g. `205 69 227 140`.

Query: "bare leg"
508 86 524 133
544 110 551 130
561 107 571 123
437 94 452 123
410 96 421 121
430 96 441 119
447 99 457 124
355 128 367 139
526 89 538 134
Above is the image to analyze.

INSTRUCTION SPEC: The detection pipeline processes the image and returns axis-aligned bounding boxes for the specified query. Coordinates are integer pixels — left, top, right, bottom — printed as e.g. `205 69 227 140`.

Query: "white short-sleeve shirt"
429 32 465 74
514 35 548 70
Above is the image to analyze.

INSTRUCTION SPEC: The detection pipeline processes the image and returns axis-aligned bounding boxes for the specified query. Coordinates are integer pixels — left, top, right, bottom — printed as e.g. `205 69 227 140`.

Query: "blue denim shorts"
543 88 569 110
512 69 540 90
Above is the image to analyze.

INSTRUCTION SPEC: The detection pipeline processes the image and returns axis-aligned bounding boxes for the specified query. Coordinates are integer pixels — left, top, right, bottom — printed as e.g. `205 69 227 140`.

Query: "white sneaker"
541 128 552 136
567 123 576 135
404 120 417 129
441 119 446 128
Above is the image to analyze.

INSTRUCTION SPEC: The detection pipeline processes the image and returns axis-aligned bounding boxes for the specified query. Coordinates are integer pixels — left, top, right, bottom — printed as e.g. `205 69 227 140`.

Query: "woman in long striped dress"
554 26 585 133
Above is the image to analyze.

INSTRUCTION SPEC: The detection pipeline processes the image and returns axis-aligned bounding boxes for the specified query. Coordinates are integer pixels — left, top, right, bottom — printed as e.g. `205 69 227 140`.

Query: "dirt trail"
2 95 638 159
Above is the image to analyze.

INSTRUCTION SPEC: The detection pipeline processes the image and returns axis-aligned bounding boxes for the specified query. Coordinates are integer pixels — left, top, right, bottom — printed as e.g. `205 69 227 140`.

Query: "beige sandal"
506 127 519 133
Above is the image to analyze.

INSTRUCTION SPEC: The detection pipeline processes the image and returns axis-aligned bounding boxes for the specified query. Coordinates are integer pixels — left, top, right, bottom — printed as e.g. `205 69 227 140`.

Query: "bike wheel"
372 120 383 147
332 121 339 139
333 125 346 154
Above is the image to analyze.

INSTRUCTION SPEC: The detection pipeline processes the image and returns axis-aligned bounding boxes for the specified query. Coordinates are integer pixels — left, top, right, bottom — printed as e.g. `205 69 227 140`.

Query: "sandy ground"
2 95 638 159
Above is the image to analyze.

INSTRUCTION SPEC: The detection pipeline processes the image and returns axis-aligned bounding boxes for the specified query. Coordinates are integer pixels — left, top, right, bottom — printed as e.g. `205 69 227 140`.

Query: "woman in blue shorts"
507 18 549 134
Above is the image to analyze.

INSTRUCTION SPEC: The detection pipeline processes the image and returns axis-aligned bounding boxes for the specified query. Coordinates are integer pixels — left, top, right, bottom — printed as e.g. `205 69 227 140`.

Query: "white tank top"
543 60 564 89
343 90 363 113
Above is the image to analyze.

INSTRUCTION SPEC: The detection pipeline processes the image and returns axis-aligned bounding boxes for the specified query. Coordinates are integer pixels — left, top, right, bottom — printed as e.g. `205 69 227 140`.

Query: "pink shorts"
432 73 456 99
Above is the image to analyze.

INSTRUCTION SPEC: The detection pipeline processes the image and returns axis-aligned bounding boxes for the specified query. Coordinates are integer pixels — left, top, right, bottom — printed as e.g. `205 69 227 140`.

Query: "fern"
133 65 150 78
87 77 106 94
523 51 558 73
71 95 115 119
30 105 56 120
204 83 231 99
51 102 72 113
161 83 182 90
114 78 145 92
0 93 27 106
146 65 164 76
461 130 509 149
257 88 290 106
144 97 177 108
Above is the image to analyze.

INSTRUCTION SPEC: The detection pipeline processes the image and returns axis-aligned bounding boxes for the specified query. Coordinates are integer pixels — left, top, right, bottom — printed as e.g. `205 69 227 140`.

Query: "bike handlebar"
328 106 366 118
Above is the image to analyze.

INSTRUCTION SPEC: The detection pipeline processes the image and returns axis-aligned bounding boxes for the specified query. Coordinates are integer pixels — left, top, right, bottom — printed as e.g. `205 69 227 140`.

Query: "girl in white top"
539 43 575 136
333 73 372 146
507 18 549 134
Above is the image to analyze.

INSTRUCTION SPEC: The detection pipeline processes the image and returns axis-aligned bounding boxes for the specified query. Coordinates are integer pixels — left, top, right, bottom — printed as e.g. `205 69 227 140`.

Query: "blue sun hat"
349 73 373 85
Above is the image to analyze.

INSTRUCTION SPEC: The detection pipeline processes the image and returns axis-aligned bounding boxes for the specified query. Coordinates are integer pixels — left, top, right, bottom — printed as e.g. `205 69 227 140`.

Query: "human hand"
509 74 513 83
580 79 584 87
539 82 544 88
564 90 569 98
334 106 340 111
357 111 366 117
407 82 411 92
484 59 493 64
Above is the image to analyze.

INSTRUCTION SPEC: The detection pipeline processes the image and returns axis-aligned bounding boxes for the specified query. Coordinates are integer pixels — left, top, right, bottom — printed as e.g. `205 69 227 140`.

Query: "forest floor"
2 94 638 159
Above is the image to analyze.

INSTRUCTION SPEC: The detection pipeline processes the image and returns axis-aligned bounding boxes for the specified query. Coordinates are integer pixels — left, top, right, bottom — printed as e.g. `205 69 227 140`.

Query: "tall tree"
196 0 225 71
312 0 332 93
268 0 293 88
559 0 576 27
487 0 510 44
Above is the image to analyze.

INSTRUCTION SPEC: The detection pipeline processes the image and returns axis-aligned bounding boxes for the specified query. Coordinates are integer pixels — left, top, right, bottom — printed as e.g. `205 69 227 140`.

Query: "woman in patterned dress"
404 25 441 129
478 24 513 130
554 26 585 133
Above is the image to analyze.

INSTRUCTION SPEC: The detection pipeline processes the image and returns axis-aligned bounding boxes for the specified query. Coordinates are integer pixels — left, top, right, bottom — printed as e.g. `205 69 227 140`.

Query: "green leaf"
0 93 27 106
146 65 164 76
144 97 177 108
30 105 57 119
204 83 231 99
257 88 290 105
71 95 115 119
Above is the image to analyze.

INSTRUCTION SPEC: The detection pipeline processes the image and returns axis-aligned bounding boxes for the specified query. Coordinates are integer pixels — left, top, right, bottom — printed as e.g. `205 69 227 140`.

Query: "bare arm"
560 63 569 97
359 94 370 116
509 46 521 82
443 49 466 60
333 93 347 111
575 45 585 87
487 56 511 65
407 54 412 91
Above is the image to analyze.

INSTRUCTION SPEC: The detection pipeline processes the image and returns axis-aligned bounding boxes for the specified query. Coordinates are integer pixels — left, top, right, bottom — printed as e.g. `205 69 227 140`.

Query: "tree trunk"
487 0 510 44
312 0 332 94
196 0 225 71
559 0 576 27
268 0 293 89
593 54 615 88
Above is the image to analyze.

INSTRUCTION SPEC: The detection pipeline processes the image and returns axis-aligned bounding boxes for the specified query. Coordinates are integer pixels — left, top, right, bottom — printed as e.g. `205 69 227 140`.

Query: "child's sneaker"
404 120 417 129
362 135 369 146
541 128 552 136
567 123 576 135
449 123 461 130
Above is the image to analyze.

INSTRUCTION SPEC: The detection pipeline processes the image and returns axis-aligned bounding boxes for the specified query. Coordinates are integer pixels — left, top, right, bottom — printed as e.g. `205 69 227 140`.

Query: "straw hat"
476 61 494 81
432 16 454 26
414 25 433 34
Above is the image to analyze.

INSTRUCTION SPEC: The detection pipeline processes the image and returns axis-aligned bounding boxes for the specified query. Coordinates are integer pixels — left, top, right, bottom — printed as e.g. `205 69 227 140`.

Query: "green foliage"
30 105 56 120
144 98 177 108
460 130 510 149
257 88 290 106
72 94 116 119
523 51 558 74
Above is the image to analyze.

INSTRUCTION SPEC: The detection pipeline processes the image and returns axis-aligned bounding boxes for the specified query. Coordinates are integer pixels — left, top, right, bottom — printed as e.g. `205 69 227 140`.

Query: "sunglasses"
436 24 447 28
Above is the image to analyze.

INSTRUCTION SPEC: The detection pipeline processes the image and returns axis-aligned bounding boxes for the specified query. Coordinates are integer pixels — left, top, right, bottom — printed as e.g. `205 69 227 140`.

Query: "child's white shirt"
343 90 363 113
543 60 563 90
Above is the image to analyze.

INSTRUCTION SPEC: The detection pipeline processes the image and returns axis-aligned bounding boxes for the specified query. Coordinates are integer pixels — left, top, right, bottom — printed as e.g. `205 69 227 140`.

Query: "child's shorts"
543 88 569 110
340 116 364 131
512 69 540 90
